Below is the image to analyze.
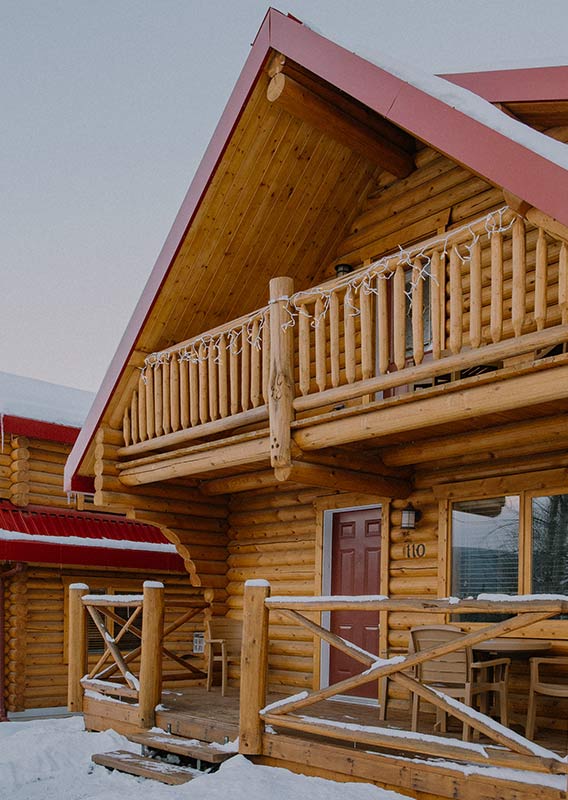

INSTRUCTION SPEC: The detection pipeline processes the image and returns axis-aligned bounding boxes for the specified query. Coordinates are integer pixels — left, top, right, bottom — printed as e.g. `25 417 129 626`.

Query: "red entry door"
329 507 382 698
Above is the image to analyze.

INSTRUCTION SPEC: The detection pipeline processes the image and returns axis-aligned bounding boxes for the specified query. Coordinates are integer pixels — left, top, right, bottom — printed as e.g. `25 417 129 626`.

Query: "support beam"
138 581 164 729
293 362 568 451
285 460 411 499
201 469 282 495
381 414 568 467
118 436 270 486
239 581 270 755
269 277 295 480
503 190 568 242
267 74 414 178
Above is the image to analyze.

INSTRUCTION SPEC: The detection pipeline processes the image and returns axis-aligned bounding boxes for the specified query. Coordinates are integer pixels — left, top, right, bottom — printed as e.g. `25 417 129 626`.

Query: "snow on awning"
0 502 185 572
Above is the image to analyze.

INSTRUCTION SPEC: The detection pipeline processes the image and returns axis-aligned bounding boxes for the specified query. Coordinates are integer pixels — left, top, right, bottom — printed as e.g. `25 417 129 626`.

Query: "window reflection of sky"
453 496 519 551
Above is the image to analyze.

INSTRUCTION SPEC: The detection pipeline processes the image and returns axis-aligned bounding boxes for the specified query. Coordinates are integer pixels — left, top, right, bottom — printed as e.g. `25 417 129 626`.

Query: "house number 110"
404 543 426 559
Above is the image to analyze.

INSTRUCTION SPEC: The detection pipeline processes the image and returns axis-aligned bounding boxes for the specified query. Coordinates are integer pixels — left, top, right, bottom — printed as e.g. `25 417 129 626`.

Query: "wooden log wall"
2 565 207 713
331 146 503 269
3 566 27 711
226 484 335 691
5 435 75 509
93 426 230 606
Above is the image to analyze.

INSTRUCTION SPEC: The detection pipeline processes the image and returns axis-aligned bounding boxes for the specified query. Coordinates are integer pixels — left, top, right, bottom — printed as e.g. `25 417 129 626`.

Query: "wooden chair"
410 625 510 741
205 617 242 697
526 656 568 739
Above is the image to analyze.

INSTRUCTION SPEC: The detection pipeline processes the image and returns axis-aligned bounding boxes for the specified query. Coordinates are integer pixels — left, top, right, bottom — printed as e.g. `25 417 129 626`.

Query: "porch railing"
67 582 209 728
291 207 568 415
121 307 270 454
239 581 568 779
117 207 568 464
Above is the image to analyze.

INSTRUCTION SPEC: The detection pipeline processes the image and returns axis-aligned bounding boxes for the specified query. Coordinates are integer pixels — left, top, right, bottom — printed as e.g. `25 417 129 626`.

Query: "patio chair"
205 617 242 697
410 625 510 741
526 656 568 739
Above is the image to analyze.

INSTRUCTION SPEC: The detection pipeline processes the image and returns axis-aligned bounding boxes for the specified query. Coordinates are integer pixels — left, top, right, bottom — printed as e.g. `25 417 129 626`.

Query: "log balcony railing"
117 207 568 479
239 581 568 781
67 582 209 728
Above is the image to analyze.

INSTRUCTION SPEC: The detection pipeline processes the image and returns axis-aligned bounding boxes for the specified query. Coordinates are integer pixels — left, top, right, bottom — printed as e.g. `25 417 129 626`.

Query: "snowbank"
0 716 408 800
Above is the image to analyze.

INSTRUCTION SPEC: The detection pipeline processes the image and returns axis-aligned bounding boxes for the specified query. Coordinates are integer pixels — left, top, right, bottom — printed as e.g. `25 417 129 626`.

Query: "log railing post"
239 579 271 755
138 580 165 729
268 277 295 480
67 583 89 712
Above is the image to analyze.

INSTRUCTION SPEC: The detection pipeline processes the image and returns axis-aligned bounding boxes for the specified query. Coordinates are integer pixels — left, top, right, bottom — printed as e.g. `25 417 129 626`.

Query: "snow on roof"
0 371 94 428
302 19 568 173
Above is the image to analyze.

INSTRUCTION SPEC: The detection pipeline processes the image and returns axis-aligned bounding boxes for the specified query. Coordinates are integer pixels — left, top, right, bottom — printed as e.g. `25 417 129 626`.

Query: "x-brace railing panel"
240 587 568 774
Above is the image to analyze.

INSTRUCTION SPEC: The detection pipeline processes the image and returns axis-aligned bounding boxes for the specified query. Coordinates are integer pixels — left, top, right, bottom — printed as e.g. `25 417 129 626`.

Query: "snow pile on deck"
0 716 409 800
0 371 94 428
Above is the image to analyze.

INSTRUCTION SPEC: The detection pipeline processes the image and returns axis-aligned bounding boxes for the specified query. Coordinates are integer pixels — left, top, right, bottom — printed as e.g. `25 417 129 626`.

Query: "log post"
67 583 89 712
268 277 295 480
138 581 165 729
239 580 271 755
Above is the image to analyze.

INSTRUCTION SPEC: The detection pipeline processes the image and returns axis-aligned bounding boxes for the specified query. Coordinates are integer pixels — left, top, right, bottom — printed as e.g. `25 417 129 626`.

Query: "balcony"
115 207 568 486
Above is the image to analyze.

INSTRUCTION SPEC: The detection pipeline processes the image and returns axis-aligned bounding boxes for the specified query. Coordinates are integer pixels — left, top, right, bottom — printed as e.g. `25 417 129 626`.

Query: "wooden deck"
83 682 567 799
155 684 568 756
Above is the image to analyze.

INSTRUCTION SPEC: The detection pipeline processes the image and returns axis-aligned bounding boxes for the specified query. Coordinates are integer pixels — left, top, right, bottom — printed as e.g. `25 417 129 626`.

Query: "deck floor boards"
154 685 567 757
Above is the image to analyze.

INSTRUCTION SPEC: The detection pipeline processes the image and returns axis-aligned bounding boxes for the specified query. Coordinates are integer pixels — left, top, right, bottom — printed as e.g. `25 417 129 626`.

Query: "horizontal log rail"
67 582 209 728
239 581 568 779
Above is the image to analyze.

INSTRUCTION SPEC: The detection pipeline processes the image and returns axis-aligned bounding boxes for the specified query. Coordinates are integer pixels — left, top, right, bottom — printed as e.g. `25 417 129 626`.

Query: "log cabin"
64 10 568 799
0 372 210 718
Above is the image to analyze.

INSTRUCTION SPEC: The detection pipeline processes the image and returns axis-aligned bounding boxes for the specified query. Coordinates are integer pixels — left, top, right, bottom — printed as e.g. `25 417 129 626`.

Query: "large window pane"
451 496 520 600
532 494 568 599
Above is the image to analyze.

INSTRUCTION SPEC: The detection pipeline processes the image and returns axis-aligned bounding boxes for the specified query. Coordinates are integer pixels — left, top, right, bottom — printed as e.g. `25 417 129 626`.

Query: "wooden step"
127 731 234 764
92 750 198 785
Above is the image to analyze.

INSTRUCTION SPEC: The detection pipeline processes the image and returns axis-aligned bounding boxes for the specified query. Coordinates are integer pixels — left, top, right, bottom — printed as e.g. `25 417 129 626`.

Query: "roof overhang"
0 503 186 572
65 8 568 490
3 414 79 445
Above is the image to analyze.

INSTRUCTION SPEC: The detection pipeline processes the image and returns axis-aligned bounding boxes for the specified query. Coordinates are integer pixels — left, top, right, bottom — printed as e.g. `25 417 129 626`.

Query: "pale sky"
3 1 568 391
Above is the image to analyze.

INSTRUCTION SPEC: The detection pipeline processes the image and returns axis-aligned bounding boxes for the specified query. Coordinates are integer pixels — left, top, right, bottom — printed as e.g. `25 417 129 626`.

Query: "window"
449 491 568 621
451 496 519 599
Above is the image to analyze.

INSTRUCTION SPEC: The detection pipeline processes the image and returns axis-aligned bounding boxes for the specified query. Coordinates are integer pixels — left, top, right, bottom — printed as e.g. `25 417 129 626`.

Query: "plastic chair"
205 617 242 697
410 625 510 741
526 656 568 739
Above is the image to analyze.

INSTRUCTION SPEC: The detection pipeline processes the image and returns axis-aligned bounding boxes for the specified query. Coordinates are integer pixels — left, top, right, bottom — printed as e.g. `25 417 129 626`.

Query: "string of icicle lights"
141 205 515 378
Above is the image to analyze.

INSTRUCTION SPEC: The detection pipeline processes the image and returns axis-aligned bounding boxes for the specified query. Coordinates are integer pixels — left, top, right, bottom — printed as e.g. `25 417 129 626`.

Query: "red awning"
0 502 186 572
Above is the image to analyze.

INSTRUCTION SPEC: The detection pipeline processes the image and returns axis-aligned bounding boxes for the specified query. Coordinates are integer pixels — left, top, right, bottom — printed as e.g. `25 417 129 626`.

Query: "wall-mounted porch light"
401 503 422 530
334 263 353 277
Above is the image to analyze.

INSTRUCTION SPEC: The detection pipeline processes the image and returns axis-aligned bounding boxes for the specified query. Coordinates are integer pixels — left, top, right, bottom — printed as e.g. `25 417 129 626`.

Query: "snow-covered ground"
0 716 408 800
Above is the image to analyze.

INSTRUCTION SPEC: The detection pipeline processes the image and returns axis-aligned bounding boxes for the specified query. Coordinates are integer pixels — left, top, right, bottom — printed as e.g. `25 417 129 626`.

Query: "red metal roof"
65 9 568 491
0 502 186 572
441 65 568 103
2 414 79 445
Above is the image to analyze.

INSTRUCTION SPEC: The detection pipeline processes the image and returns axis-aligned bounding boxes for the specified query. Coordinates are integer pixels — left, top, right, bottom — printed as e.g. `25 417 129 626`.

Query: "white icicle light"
141 206 515 376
